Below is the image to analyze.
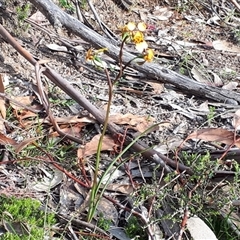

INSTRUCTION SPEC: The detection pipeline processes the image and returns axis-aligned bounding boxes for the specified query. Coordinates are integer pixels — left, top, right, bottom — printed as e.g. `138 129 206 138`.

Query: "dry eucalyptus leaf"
109 227 131 240
106 183 134 194
78 134 118 158
191 67 209 84
147 81 164 94
0 133 17 146
187 216 217 240
59 185 84 211
210 71 223 86
97 198 118 225
212 40 240 53
10 96 34 110
101 168 124 185
198 101 210 112
15 136 42 153
46 44 68 52
109 113 155 133
232 109 240 131
45 115 95 125
15 110 37 126
31 167 63 192
0 74 6 120
186 128 240 148
222 81 238 90
29 10 47 23
151 6 173 21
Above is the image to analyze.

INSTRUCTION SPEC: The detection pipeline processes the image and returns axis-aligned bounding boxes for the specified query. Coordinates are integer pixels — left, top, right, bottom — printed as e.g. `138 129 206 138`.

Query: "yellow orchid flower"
126 22 136 31
132 31 144 44
135 41 148 53
86 48 108 61
85 48 94 61
137 22 147 31
143 48 154 62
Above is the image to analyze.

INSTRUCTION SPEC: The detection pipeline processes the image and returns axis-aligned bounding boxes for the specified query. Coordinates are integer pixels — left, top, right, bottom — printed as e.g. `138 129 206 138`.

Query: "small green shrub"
97 213 112 231
16 3 31 22
15 3 31 32
0 196 56 240
125 216 147 240
207 106 216 124
58 0 75 12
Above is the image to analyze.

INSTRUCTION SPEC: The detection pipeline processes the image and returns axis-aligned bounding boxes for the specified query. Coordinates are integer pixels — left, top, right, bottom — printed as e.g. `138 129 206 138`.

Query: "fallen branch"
29 0 240 104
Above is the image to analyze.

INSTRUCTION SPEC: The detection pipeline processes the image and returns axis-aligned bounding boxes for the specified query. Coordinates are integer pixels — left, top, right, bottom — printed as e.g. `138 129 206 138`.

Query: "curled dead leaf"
109 113 155 133
0 133 17 146
233 109 240 131
0 74 6 120
15 136 43 153
78 134 119 158
212 40 240 53
10 96 35 110
186 128 240 148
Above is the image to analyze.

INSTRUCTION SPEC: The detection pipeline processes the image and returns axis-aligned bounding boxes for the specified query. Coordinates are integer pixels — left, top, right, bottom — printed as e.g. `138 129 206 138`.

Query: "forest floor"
0 0 240 239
